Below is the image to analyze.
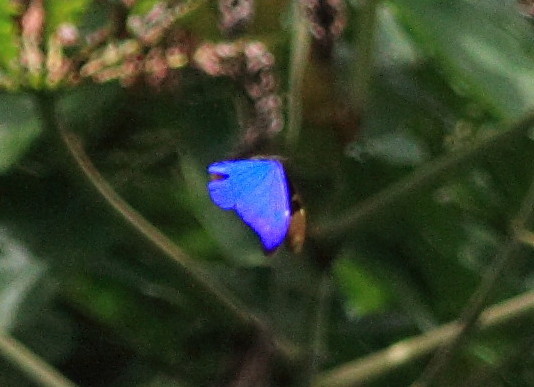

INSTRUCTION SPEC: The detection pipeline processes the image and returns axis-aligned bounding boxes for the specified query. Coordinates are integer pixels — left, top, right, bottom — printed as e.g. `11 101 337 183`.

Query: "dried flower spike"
218 0 255 36
302 0 347 55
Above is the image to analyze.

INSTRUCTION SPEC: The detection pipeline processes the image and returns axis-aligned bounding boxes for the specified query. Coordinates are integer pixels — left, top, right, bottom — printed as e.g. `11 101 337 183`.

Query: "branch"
410 162 534 386
0 332 76 387
34 92 299 363
312 290 534 387
312 110 534 239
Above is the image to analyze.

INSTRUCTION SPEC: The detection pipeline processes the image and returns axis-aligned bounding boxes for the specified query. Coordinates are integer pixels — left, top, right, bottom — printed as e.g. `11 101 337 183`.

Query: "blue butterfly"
207 159 294 253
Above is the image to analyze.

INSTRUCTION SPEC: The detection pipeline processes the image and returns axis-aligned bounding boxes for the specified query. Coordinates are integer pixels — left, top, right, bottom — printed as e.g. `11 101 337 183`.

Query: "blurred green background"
1 0 534 386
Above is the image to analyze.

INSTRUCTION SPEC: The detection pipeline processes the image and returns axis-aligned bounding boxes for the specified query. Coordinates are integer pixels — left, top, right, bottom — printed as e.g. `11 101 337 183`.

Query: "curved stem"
312 289 534 387
35 92 299 363
0 332 76 387
312 110 534 239
58 129 241 315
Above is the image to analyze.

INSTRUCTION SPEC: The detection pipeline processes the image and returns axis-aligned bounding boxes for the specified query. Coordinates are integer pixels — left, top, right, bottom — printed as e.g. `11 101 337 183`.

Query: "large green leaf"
392 0 534 120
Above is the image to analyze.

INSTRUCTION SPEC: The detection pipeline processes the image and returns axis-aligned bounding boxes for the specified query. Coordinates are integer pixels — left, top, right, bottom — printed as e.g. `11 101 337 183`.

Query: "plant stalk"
0 332 77 387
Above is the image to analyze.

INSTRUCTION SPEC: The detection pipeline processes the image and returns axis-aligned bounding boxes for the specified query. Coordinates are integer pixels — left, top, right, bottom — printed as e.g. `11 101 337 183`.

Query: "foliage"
0 1 19 87
1 0 534 386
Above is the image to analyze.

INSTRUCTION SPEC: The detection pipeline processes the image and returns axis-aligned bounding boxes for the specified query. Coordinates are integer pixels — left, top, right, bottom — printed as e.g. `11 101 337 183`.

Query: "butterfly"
207 158 305 254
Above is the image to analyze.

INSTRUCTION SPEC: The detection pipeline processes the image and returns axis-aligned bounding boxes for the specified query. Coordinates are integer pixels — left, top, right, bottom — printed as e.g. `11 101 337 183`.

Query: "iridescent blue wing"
207 159 291 252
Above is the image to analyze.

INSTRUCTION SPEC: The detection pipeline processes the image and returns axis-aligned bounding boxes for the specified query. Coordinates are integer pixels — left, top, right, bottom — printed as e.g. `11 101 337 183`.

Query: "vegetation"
1 0 534 386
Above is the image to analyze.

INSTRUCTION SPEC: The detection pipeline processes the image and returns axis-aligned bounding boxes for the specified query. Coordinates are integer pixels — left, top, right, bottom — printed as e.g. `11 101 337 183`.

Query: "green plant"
1 1 534 386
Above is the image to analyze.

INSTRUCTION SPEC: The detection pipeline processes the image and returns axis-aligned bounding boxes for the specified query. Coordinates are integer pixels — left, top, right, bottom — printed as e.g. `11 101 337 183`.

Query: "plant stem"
350 0 380 118
312 289 534 387
306 270 332 381
312 110 534 239
410 166 534 387
35 91 299 363
0 332 77 387
286 0 311 148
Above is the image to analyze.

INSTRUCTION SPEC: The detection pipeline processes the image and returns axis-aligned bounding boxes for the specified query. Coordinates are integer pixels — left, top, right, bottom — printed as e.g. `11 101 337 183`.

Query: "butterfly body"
207 159 292 253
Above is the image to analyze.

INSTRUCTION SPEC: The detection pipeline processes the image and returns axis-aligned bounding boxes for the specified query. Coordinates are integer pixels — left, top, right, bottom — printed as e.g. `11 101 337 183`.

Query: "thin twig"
312 110 534 239
286 0 311 148
312 290 534 387
410 166 534 387
0 332 77 387
34 92 299 363
350 0 380 118
58 129 245 316
306 270 332 382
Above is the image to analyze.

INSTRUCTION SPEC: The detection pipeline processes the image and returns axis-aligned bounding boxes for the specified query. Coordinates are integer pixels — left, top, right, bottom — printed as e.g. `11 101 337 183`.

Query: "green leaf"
333 255 391 315
0 229 45 331
392 0 534 120
0 94 40 174
130 0 161 15
345 132 429 166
